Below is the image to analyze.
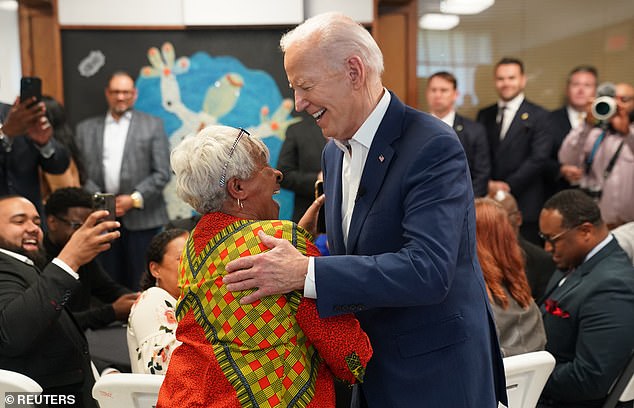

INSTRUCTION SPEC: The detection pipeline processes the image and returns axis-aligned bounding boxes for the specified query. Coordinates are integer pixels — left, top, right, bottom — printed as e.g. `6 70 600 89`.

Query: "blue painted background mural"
134 43 299 220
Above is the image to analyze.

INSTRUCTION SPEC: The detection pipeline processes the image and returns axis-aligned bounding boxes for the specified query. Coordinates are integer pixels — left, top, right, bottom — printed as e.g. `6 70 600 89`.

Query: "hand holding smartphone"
92 193 116 222
314 180 324 200
20 77 42 107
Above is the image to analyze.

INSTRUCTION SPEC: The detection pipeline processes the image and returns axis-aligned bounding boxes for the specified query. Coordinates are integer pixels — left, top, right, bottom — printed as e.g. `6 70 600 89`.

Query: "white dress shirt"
499 93 524 140
103 111 131 194
566 105 586 130
304 89 391 298
434 110 456 128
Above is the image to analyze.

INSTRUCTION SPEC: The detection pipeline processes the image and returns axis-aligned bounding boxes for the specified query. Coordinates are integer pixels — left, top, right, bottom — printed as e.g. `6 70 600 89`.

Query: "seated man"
43 187 138 331
0 194 119 407
538 189 634 407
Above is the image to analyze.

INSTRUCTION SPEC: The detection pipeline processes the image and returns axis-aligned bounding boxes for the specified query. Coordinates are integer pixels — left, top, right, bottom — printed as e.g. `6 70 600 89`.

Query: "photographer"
558 82 634 229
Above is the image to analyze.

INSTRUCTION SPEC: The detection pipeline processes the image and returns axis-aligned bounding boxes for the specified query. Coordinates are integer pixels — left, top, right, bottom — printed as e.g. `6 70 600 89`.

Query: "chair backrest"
503 350 556 408
92 373 164 408
0 369 43 396
602 350 634 408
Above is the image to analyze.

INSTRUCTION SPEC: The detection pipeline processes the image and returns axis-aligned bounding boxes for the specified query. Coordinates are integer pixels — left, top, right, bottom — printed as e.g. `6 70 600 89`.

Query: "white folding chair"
0 369 43 406
503 350 556 408
92 373 164 408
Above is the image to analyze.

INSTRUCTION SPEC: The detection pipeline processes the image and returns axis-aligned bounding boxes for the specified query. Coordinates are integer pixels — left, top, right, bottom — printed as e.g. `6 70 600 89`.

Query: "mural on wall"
134 42 300 220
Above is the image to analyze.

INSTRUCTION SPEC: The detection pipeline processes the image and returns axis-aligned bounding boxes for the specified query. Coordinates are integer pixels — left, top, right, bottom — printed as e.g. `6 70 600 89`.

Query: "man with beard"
0 195 119 407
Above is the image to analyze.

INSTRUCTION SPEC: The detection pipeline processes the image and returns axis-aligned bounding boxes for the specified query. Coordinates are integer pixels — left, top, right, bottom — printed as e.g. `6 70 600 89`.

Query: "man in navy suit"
426 71 490 197
545 66 598 198
477 57 552 244
224 12 506 408
537 189 634 407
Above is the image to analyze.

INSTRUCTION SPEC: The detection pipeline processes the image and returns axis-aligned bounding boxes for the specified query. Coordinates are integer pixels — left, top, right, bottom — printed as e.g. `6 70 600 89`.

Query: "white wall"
57 0 373 26
0 0 21 104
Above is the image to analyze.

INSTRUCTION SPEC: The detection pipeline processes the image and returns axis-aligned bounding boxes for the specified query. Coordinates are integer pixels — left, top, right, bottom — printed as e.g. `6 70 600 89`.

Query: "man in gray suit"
75 71 170 290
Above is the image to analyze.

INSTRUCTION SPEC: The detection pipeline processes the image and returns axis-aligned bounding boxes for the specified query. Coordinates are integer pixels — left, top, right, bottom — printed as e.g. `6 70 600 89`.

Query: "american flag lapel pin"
379 154 385 162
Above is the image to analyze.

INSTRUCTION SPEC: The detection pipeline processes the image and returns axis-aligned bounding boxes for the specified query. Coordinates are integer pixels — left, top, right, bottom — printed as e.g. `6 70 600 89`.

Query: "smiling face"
240 155 284 220
495 63 526 102
284 43 364 141
0 197 44 258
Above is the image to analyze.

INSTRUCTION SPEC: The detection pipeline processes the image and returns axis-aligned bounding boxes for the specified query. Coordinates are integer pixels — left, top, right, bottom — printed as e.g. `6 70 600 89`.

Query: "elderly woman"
474 198 546 357
158 126 371 408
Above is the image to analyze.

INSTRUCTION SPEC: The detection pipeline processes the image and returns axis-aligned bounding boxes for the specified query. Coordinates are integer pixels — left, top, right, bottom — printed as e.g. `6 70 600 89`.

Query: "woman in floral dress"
127 228 188 374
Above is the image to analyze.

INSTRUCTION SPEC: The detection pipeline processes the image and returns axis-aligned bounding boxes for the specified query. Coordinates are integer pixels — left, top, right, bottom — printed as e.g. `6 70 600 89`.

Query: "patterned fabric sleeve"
127 287 182 375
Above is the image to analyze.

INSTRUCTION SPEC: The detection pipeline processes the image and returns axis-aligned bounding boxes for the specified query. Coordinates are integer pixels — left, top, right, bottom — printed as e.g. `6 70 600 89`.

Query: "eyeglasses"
55 215 83 230
219 128 250 187
538 227 577 246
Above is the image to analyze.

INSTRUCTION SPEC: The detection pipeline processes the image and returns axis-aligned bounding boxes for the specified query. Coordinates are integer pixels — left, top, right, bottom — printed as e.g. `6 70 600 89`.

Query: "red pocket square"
545 299 570 318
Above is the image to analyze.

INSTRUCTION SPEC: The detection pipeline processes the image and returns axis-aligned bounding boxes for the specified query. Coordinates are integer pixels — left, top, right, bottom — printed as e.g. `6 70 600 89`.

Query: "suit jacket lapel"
120 111 137 181
346 93 402 254
499 100 529 150
547 239 619 301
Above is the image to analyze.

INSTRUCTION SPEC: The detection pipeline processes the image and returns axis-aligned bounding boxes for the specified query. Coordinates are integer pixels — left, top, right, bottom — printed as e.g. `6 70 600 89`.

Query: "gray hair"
280 12 384 79
170 125 269 214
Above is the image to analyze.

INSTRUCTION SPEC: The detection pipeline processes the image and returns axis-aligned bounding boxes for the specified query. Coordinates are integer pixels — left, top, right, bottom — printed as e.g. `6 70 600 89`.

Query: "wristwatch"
130 191 144 209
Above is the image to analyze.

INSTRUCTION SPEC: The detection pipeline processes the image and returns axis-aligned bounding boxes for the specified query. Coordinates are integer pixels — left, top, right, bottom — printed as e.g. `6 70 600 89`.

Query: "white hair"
280 12 384 79
170 125 269 214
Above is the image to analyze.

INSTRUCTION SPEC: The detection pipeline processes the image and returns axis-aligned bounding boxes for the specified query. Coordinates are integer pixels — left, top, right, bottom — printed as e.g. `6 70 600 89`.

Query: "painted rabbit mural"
136 42 300 220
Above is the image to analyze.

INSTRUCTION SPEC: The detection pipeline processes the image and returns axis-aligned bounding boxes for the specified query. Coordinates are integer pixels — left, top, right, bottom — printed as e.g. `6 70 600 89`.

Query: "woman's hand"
298 194 325 237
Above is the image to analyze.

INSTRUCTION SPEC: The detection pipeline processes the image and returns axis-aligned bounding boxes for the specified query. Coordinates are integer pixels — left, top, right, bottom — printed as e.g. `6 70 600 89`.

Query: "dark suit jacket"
477 99 552 222
276 116 327 226
539 239 634 407
317 92 506 407
453 114 491 197
0 252 97 407
75 110 170 230
545 107 573 197
520 236 556 300
0 103 70 214
44 236 130 330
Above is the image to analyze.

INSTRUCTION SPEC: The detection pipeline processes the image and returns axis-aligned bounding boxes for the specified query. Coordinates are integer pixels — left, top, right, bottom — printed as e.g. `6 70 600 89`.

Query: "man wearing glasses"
537 189 634 407
43 187 137 333
75 71 170 290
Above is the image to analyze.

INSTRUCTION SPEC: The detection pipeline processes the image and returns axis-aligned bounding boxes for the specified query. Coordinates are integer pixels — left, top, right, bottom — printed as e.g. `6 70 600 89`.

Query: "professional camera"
591 82 617 122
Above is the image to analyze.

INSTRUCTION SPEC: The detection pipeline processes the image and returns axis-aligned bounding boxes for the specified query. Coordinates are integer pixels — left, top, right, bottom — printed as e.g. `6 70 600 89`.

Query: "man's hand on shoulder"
224 230 309 304
57 211 120 271
112 292 140 320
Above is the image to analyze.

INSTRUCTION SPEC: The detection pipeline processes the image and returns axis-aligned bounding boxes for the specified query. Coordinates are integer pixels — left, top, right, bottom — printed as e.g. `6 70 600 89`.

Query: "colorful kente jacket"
157 212 372 408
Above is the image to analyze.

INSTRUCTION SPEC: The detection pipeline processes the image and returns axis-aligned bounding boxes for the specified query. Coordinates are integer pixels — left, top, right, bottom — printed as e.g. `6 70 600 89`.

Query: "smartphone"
20 77 42 106
92 193 116 222
314 180 324 200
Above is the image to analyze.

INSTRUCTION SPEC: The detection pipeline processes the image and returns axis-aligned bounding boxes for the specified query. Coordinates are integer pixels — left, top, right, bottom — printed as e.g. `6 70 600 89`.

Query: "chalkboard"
61 28 291 127
61 28 308 221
